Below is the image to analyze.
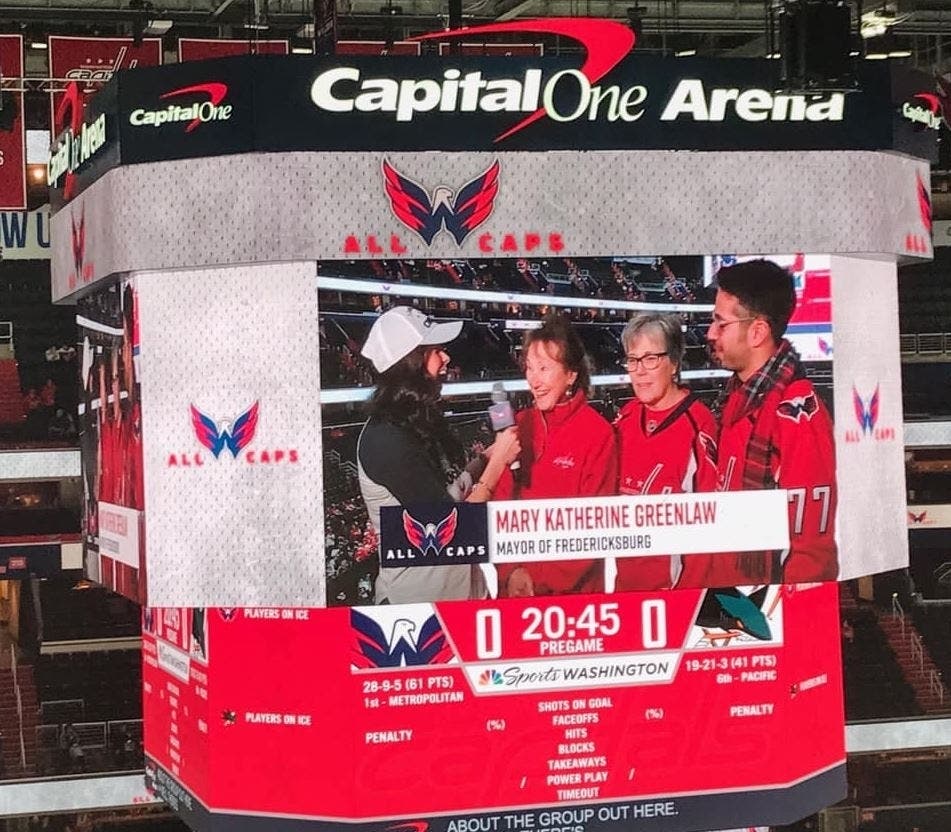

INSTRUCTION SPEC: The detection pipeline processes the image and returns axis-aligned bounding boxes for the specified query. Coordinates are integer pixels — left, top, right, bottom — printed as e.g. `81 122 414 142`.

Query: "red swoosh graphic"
914 92 941 115
410 18 635 143
160 82 228 132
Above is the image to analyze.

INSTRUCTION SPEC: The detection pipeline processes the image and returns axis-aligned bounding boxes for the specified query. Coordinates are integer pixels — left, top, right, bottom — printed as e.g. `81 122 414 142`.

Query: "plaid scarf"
720 340 806 581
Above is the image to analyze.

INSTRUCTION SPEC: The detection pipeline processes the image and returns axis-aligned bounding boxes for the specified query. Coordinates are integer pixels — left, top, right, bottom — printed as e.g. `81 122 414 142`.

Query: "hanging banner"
336 41 421 55
142 584 846 832
48 36 162 137
0 206 50 258
177 39 289 62
0 35 25 210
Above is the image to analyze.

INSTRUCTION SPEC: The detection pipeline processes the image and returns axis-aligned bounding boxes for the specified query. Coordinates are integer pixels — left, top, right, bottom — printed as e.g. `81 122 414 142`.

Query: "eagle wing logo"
71 205 85 278
852 385 880 435
350 610 453 668
402 508 458 556
917 171 933 234
777 392 820 424
382 159 500 246
190 401 259 458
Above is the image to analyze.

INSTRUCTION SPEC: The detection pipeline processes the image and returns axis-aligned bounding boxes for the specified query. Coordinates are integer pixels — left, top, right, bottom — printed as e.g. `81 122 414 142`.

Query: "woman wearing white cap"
358 306 520 604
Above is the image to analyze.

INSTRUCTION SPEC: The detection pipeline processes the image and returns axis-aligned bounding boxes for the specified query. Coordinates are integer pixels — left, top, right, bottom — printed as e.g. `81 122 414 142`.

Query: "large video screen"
318 255 838 607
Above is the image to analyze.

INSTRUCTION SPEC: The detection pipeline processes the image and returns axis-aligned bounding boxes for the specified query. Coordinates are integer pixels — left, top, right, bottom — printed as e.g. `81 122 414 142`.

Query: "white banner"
97 501 141 569
0 207 50 259
908 504 951 528
488 492 789 564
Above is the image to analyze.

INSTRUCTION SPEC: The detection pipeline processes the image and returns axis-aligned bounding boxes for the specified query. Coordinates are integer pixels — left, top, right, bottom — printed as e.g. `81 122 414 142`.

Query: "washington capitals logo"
71 205 85 282
402 508 458 556
190 401 259 458
817 336 833 357
777 392 820 424
382 159 500 245
351 609 454 668
909 510 928 525
218 608 238 621
918 171 933 234
852 385 879 434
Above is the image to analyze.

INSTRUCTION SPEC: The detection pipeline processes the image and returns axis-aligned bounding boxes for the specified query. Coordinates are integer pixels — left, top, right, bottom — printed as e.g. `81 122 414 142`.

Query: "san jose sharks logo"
777 392 820 424
382 159 500 245
692 586 783 647
402 508 458 557
190 401 259 458
852 384 879 435
351 608 454 668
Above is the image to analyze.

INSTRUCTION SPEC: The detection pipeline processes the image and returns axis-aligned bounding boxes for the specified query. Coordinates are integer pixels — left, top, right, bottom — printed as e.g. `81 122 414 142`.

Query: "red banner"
177 39 289 62
0 35 25 210
48 36 163 136
336 40 421 55
143 584 845 831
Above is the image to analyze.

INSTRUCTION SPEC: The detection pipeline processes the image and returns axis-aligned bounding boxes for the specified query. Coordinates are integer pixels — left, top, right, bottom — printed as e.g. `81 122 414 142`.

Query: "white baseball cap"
361 306 464 373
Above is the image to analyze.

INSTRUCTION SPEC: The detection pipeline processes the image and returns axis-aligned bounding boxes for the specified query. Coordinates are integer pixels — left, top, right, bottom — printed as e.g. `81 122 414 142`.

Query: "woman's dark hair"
367 346 465 473
523 312 592 394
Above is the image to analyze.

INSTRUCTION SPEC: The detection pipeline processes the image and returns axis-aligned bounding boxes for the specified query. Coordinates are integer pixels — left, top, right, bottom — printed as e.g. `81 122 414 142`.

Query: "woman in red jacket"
494 313 617 597
614 312 718 591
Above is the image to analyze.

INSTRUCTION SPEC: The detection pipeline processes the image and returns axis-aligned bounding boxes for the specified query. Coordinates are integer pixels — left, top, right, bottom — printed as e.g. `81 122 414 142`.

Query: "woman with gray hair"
614 312 719 591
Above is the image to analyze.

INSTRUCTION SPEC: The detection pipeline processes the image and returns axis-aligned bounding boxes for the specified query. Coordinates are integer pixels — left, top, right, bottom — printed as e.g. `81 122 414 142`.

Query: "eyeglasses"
625 352 669 371
708 316 757 333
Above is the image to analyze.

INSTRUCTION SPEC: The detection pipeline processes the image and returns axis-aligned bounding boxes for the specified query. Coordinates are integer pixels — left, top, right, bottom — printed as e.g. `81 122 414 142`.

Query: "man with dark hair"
701 258 838 585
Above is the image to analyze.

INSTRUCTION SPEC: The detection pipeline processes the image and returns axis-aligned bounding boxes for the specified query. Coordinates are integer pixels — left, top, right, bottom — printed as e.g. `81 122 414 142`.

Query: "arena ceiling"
1 0 951 66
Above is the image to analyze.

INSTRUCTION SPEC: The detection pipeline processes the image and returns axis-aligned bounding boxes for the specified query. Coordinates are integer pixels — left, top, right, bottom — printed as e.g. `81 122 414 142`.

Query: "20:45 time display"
474 600 668 660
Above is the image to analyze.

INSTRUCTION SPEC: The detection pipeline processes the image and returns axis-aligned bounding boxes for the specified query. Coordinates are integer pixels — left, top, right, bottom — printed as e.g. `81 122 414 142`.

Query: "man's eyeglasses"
625 352 668 371
708 316 757 333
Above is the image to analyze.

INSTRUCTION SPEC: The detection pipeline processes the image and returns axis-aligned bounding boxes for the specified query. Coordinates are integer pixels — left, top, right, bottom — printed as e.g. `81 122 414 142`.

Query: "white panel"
846 718 951 753
904 420 951 448
0 773 158 816
51 150 932 302
831 255 908 580
137 262 325 607
0 449 81 481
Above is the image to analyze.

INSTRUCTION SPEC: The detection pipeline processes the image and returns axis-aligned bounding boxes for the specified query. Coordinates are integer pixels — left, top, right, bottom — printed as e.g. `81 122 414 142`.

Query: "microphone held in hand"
488 382 520 472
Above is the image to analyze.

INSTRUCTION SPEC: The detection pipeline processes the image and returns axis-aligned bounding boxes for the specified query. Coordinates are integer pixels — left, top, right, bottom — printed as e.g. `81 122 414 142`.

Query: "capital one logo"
129 82 233 132
903 92 942 130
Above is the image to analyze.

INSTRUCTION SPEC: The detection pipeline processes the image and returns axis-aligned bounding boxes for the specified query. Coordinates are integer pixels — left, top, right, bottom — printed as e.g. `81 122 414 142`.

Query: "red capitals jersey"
494 392 617 596
704 377 838 586
615 394 718 591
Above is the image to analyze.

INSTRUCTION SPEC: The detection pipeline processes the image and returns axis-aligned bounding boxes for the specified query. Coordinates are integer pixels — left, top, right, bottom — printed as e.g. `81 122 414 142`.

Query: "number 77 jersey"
704 376 838 587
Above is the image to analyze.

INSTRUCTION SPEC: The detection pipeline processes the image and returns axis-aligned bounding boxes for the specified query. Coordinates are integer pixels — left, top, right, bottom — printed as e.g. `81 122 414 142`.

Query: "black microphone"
488 381 520 472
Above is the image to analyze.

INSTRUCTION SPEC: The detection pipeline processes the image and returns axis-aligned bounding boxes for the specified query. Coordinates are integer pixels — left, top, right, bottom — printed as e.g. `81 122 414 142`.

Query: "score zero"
474 601 667 660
